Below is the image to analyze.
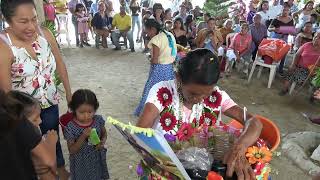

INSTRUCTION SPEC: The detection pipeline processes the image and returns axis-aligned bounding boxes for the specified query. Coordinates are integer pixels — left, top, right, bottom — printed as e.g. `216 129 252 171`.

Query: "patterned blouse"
146 80 239 135
0 32 61 109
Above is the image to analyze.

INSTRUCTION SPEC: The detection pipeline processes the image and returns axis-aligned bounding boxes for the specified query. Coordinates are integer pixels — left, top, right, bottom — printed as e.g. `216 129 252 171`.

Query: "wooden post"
34 0 45 24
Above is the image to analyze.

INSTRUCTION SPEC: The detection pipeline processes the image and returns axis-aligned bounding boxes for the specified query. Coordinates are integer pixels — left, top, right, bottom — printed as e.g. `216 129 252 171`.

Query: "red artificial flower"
157 87 173 107
199 112 217 126
159 112 177 132
176 123 194 141
32 78 39 89
204 90 222 109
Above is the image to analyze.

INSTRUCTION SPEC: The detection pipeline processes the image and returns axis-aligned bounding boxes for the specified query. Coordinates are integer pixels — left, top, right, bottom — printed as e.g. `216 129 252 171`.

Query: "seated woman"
219 19 234 45
226 23 252 75
137 48 262 180
171 17 188 47
279 32 320 96
91 2 111 48
294 21 314 51
268 3 295 74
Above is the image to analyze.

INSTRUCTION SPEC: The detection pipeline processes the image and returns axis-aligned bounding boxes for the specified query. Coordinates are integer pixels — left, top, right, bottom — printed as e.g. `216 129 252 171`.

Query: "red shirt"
230 33 252 54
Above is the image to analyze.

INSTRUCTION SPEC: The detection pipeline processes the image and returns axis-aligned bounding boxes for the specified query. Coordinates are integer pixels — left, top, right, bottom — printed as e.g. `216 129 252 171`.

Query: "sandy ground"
57 44 320 180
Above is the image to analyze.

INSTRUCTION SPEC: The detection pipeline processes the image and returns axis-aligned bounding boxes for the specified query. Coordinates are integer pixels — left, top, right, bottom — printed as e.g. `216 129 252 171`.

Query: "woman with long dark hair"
171 17 187 47
134 19 177 116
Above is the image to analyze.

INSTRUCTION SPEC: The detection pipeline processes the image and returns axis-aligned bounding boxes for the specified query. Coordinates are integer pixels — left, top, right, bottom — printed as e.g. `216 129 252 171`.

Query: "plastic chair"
248 54 278 88
228 115 281 151
56 14 71 47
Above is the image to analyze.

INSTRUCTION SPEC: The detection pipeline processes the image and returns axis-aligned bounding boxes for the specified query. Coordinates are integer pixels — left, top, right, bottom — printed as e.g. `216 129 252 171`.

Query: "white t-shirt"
256 11 271 26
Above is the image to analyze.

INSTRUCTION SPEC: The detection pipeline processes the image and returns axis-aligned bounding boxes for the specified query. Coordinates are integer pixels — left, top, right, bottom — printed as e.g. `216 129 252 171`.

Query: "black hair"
69 89 99 112
145 18 162 33
0 0 35 22
173 17 185 31
0 90 33 137
283 2 290 9
258 0 269 12
177 48 220 85
311 13 318 19
303 1 314 10
6 91 39 118
164 8 171 16
185 14 194 26
207 17 215 23
75 3 85 13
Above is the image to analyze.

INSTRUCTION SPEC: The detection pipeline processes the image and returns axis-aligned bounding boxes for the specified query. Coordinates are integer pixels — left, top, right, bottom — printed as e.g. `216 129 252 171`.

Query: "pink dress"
77 11 89 34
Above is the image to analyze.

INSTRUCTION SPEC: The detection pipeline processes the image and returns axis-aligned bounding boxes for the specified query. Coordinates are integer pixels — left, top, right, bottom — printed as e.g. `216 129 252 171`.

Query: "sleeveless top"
172 30 188 47
0 29 61 109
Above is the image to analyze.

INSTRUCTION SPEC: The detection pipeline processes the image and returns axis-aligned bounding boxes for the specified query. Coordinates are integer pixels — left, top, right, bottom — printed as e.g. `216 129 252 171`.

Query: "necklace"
175 80 201 126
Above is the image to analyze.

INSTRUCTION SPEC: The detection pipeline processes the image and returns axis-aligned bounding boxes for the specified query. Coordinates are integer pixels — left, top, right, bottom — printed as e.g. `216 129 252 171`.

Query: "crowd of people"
1 0 320 180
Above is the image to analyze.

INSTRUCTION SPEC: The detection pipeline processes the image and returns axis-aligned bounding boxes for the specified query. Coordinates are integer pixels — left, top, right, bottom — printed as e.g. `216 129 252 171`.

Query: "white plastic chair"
248 54 278 88
56 14 71 47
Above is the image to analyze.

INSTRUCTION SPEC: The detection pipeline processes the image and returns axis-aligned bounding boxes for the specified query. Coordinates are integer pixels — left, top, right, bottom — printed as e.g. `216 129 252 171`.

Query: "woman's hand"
223 143 255 180
66 91 72 105
314 89 320 100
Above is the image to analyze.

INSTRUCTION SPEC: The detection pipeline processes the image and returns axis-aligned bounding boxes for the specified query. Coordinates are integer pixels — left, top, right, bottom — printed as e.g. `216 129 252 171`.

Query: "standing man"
68 0 86 46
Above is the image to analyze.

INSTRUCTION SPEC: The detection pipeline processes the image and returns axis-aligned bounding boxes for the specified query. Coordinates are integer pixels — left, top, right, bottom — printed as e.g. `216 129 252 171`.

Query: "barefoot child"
8 91 59 180
64 89 109 180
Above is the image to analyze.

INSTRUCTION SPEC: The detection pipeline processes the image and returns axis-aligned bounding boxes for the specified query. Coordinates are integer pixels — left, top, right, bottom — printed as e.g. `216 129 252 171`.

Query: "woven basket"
208 128 236 161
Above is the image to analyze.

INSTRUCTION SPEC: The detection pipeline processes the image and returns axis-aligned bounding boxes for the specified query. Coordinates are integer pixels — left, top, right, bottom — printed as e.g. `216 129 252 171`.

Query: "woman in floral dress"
137 48 263 179
0 0 71 179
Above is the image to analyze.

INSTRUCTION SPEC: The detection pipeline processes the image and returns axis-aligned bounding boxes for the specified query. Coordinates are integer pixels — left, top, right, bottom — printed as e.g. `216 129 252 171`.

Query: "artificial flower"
159 112 177 132
254 162 265 175
199 112 217 126
204 91 222 109
164 133 176 142
136 164 144 176
246 146 272 164
32 78 39 89
176 123 194 141
157 87 173 107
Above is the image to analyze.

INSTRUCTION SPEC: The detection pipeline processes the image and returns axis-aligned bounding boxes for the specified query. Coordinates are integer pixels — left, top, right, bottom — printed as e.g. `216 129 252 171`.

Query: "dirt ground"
58 45 320 180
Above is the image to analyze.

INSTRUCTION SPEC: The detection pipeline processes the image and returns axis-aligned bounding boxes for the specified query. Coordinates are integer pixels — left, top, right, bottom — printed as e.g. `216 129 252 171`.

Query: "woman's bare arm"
224 105 263 147
42 28 72 103
136 103 160 128
0 39 13 92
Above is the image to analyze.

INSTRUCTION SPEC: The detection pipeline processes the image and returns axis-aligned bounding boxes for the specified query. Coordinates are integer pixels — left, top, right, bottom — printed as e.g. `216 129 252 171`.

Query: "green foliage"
203 0 235 18
42 20 61 87
312 68 320 88
42 20 58 38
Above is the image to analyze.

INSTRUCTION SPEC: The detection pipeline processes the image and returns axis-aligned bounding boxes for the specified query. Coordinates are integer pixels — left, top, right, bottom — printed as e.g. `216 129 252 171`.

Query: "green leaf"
31 88 38 96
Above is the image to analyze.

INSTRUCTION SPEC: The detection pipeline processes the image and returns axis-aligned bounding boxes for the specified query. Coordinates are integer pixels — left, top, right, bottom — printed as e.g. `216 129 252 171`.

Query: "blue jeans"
132 15 141 38
40 105 65 167
111 30 134 49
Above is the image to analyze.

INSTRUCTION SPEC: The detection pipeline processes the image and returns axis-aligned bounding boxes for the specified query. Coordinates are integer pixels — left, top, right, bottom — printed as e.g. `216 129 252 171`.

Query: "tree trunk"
34 0 45 24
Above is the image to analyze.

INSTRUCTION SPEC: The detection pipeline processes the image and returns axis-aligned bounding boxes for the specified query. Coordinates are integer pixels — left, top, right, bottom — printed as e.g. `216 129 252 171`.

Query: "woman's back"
148 31 176 64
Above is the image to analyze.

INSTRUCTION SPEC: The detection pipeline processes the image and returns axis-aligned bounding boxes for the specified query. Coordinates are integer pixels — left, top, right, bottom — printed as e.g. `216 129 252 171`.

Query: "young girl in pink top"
75 4 90 48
